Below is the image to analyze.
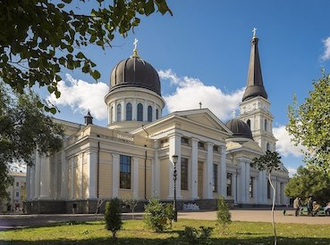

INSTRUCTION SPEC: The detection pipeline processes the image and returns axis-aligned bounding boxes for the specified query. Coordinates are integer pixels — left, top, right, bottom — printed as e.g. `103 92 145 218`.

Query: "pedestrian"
307 197 313 216
293 197 301 216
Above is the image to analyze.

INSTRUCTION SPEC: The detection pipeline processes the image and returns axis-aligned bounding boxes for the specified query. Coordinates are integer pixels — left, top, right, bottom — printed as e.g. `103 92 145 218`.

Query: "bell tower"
239 28 277 152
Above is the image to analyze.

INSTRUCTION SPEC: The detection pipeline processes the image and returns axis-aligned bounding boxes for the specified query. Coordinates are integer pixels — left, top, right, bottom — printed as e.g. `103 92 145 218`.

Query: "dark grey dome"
110 56 161 96
226 118 253 139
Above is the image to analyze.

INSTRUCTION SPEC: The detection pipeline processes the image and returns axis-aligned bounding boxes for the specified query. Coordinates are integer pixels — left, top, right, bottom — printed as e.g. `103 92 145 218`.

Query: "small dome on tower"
109 41 161 96
226 118 253 139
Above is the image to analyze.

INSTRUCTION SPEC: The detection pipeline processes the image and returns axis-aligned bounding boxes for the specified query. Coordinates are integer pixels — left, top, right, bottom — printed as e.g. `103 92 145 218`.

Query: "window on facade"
249 177 254 198
227 173 232 196
181 158 188 190
117 104 122 122
120 155 131 189
266 143 270 151
16 182 19 187
147 105 152 122
156 109 159 119
247 119 251 128
110 106 113 123
264 119 268 131
213 164 218 192
137 103 143 121
198 142 204 149
16 192 19 197
126 103 132 121
181 137 189 144
267 180 271 199
213 146 219 152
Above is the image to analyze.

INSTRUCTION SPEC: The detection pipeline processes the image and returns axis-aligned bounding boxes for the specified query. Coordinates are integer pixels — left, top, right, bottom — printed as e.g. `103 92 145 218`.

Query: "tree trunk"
268 173 277 245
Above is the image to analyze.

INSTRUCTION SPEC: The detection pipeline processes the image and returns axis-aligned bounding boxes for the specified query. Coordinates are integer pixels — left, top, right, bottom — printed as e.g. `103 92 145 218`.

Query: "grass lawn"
1 219 330 244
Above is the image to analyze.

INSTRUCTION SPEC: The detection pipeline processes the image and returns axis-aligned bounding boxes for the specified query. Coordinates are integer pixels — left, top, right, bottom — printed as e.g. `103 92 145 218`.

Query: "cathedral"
25 32 289 214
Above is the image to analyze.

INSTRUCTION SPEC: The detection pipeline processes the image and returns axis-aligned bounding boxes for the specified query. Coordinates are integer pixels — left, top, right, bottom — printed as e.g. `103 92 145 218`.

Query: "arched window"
126 103 132 121
147 106 152 122
266 143 270 151
264 119 268 131
137 103 143 121
110 106 113 123
247 119 251 128
156 109 159 120
117 104 122 122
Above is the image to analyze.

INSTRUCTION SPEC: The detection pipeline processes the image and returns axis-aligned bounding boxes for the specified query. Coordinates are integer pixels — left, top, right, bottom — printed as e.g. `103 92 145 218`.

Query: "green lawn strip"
1 219 330 245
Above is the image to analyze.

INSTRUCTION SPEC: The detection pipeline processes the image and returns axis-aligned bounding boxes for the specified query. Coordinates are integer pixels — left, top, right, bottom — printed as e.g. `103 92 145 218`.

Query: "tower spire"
242 28 268 102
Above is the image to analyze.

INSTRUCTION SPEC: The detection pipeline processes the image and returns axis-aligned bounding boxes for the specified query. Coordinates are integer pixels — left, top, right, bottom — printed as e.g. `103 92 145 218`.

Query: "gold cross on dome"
252 27 257 38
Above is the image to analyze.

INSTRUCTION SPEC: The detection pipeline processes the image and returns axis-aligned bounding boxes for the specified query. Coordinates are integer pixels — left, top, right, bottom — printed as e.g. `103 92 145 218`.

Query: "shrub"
143 198 166 232
104 198 122 239
164 203 174 228
122 198 138 219
184 226 214 244
216 196 231 233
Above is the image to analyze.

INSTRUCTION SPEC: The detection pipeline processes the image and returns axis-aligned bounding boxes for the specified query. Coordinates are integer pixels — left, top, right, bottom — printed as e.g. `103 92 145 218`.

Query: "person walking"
293 197 301 216
307 197 313 216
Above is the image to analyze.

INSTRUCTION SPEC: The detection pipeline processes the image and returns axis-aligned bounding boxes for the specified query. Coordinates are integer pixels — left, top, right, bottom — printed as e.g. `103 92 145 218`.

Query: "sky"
36 0 330 176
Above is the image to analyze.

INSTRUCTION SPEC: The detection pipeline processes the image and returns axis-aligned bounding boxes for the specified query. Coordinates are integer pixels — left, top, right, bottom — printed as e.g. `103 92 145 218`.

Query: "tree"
104 198 123 240
252 150 281 245
287 72 330 172
285 166 330 205
0 0 172 113
143 198 166 232
0 84 63 200
216 196 231 233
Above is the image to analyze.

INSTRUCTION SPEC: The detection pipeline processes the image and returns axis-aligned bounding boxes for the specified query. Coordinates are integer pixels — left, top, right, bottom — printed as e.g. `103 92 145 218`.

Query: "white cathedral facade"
25 33 289 214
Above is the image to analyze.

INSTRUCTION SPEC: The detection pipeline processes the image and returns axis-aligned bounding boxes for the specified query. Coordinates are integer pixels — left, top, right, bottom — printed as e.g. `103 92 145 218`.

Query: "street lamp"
172 154 178 222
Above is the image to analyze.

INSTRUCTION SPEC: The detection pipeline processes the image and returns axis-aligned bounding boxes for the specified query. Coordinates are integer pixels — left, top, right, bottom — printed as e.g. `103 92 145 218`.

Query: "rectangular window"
181 137 189 144
16 191 19 197
249 177 254 198
198 142 204 149
16 182 19 187
120 155 131 189
227 173 232 196
181 158 188 190
267 180 271 199
213 164 218 192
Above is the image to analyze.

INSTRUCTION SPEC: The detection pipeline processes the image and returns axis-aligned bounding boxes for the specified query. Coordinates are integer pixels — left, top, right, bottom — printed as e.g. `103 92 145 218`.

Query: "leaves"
0 0 172 113
287 72 330 171
252 150 281 174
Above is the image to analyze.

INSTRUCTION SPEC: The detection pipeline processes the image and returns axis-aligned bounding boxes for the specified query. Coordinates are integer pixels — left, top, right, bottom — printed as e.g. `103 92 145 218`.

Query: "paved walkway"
1 209 329 230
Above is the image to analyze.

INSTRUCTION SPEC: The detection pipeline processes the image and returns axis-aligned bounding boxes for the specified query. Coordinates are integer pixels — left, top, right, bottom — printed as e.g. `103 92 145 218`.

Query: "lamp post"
172 154 178 222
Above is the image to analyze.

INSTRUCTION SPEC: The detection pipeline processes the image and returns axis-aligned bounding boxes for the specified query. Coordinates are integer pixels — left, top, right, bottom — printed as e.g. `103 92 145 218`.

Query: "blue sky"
41 0 330 176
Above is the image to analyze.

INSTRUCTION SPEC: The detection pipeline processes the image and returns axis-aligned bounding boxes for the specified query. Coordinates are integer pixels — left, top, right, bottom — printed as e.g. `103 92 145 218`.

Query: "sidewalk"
1 209 329 230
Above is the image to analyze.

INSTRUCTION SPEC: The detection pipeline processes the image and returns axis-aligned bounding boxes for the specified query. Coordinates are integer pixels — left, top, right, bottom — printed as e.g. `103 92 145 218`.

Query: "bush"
104 198 123 239
216 196 231 232
143 198 167 232
184 226 214 244
164 203 174 227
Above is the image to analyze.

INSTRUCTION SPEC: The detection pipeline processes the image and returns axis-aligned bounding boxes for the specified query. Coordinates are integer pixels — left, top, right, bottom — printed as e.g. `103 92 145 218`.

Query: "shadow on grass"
2 237 330 245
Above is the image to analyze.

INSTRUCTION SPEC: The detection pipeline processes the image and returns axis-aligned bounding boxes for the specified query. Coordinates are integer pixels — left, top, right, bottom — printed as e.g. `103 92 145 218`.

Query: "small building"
25 33 289 214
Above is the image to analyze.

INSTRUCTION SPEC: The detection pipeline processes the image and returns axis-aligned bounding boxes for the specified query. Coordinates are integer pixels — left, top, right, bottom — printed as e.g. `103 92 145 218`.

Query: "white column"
233 172 237 203
112 153 120 197
153 140 160 197
26 166 31 200
276 180 280 205
132 100 137 121
39 156 51 199
71 158 74 199
60 147 67 199
143 100 148 122
123 100 126 121
191 138 198 199
245 161 250 203
133 157 139 199
168 133 182 199
239 159 246 203
220 146 227 198
205 142 213 199
34 151 41 199
87 151 97 199
257 171 263 204
79 153 83 199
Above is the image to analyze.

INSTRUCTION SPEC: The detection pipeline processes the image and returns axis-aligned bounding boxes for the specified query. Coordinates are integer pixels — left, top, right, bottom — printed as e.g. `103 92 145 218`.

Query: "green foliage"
143 198 167 232
252 150 281 174
164 203 174 228
0 84 63 199
285 166 330 205
122 198 138 219
183 226 214 245
104 198 123 239
287 71 330 171
216 196 231 232
0 0 172 113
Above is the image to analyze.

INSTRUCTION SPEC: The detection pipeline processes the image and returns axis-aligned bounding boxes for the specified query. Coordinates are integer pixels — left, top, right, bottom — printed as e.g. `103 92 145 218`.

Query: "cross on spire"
252 27 257 38
132 38 139 57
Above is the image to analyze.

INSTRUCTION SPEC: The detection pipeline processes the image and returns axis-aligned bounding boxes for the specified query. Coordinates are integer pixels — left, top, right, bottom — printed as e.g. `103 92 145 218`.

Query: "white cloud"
160 69 245 121
273 125 306 157
48 74 109 120
321 37 330 61
287 167 297 177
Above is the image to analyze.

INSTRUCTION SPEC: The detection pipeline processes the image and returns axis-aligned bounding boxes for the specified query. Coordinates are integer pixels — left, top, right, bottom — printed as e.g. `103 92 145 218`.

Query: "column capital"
168 132 183 139
191 137 199 143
